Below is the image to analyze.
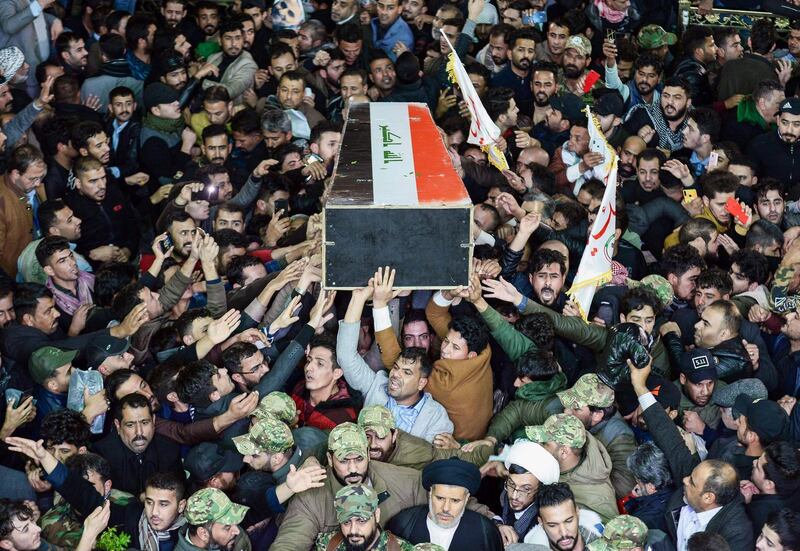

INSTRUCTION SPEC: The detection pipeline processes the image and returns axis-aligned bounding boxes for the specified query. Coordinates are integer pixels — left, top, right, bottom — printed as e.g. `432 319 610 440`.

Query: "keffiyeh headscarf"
0 47 24 81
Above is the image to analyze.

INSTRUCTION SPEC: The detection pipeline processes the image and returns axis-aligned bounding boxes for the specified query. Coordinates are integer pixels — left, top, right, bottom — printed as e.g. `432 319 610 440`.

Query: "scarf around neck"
46 271 95 316
594 0 627 23
143 112 185 135
137 510 187 551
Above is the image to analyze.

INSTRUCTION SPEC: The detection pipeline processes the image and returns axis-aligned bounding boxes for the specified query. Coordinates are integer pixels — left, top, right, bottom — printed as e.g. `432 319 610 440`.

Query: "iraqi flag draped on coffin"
566 106 618 320
441 33 509 172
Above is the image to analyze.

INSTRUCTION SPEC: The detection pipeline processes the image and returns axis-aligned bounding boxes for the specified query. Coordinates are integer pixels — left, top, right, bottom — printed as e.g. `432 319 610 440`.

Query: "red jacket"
291 378 363 431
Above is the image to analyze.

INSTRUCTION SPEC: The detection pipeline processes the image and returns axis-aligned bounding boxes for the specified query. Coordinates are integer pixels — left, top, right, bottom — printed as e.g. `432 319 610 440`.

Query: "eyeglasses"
504 479 536 498
236 361 267 375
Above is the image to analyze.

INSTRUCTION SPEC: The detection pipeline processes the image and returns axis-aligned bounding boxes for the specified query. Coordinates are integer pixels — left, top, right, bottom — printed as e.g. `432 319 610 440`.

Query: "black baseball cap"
549 94 584 123
733 395 789 444
594 91 624 118
185 442 244 481
86 335 130 370
777 97 800 116
679 348 718 384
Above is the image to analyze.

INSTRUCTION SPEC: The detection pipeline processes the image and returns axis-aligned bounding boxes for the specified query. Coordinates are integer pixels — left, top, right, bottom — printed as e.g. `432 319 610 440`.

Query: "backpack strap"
325 532 345 551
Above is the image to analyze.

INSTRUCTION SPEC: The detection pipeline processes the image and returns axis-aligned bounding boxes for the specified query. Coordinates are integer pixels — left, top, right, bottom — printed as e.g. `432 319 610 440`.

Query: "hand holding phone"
583 70 601 93
725 197 750 225
683 189 698 203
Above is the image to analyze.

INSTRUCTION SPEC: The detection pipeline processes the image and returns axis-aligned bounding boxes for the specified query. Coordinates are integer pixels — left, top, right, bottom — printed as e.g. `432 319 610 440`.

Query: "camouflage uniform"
627 275 675 313
176 488 251 551
233 415 294 455
558 35 605 102
587 515 648 551
526 414 619 521
252 391 299 425
315 485 415 551
39 489 134 549
412 545 446 551
358 405 493 470
636 25 677 51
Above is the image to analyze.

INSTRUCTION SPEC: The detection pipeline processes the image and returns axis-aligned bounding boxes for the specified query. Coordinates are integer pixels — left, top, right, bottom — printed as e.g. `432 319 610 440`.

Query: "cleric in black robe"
386 458 503 551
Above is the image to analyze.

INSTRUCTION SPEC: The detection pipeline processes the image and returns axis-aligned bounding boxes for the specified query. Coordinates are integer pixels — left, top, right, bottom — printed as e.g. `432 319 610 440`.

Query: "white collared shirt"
676 504 721 551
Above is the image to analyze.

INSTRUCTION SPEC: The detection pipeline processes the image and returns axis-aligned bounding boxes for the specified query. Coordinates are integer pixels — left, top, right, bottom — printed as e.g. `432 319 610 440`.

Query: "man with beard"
492 28 537 116
721 79 784 152
331 0 359 26
616 135 646 182
270 423 428 551
476 24 511 75
316 485 415 551
65 156 139 267
621 149 666 206
549 117 606 196
189 1 221 47
178 488 250 550
55 32 89 82
107 87 143 184
533 93 582 157
357 405 489 470
751 98 800 194
201 19 257 104
623 76 690 153
560 35 597 98
387 459 503 550
605 48 663 109
72 120 149 192
162 0 188 29
594 91 628 148
523 483 601 550
536 18 569 65
676 107 720 179
672 26 716 107
531 61 559 125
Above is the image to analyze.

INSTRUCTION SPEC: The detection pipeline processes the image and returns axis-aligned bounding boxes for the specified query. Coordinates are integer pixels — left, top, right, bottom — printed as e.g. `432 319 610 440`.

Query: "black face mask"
766 255 781 275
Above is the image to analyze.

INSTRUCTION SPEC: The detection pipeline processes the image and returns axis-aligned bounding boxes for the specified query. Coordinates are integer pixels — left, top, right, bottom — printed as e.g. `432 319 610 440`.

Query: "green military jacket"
386 430 493 470
315 529 415 551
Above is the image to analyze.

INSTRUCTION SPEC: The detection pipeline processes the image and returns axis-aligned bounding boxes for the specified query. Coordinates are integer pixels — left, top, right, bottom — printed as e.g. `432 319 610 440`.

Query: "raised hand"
285 464 327 493
270 295 303 334
372 266 398 308
481 277 523 305
207 309 242 344
309 289 337 331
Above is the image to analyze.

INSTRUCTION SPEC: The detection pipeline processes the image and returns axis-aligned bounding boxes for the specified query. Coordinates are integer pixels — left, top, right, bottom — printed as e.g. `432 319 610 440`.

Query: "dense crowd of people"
0 0 800 549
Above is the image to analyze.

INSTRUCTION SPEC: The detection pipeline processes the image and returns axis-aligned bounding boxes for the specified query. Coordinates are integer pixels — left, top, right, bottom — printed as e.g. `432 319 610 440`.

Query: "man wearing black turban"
386 458 503 550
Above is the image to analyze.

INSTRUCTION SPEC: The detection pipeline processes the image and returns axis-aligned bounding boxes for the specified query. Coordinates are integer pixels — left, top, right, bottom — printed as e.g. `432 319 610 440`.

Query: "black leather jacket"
672 56 714 106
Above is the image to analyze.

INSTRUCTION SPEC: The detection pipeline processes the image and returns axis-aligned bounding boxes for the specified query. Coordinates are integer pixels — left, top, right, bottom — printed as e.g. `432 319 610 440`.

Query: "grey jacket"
80 73 144 115
336 320 454 442
0 0 54 91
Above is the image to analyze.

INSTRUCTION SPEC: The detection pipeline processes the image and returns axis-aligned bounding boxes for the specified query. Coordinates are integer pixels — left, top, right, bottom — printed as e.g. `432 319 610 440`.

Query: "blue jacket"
370 17 414 61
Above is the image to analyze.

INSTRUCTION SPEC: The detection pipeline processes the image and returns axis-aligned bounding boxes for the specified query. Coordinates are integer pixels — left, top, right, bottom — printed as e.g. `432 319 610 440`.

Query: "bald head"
517 146 550 168
622 135 646 154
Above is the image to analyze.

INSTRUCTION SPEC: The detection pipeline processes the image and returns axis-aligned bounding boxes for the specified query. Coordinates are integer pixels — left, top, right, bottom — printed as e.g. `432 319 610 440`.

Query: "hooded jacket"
560 432 618 521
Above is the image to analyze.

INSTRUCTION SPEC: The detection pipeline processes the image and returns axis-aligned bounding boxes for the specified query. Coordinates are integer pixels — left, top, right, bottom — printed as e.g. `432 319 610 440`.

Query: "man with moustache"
605 48 663 109
624 76 691 153
492 28 538 116
560 35 599 98
517 482 601 550
476 24 511 75
531 61 559 125
750 97 800 194
316 485 415 551
270 423 428 551
387 459 503 550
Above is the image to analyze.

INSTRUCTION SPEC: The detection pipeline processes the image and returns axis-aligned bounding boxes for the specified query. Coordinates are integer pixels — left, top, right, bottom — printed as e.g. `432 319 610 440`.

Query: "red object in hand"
583 70 601 93
725 197 749 225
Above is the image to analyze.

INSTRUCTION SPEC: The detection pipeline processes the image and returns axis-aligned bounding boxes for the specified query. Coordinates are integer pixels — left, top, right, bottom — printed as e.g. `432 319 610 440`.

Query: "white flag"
566 107 617 320
441 33 509 172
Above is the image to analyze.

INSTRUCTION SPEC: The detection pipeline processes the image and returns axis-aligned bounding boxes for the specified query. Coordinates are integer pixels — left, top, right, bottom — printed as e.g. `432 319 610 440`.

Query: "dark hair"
0 500 34 538
222 342 260 373
701 170 738 200
226 255 263 287
38 117 73 158
126 14 156 52
702 459 738 506
94 263 138 308
340 67 368 86
516 350 559 381
514 313 554 350
633 52 664 75
484 87 515 122
219 17 244 36
147 362 183 411
105 368 137 402
553 200 586 227
0 279 13 301
66 452 111 483
750 19 776 55
106 10 130 34
309 334 339 369
113 392 152 421
660 244 705 278
13 283 51 320
201 123 228 143
730 249 769 286
310 121 342 146
398 347 432 378
269 42 296 63
164 209 194 232
40 409 91 449
537 482 575 510
753 79 785 105
7 144 44 175
662 75 691 95
465 61 491 85
508 27 541 49
448 316 489 354
626 441 673 490
55 31 82 58
173 308 209 338
279 69 305 86
687 532 731 551
111 281 145 320
35 236 71 267
38 199 69 236
109 85 135 104
754 177 784 206
175 360 219 408
622 287 663 316
230 108 261 135
146 471 187 502
678 217 717 247
212 228 248 251
529 248 567 276
70 121 106 153
580 179 604 201
765 509 800 551
682 25 713 58
707 299 741 337
99 33 126 60
763 441 800 496
746 219 784 252
696 268 733 296
690 107 721 143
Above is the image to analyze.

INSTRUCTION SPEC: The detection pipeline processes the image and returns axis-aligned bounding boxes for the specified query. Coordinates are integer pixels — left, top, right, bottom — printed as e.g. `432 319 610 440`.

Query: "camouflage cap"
252 391 297 423
637 24 678 50
328 422 369 461
232 416 294 456
334 484 379 523
587 515 648 551
357 405 396 438
413 545 446 551
565 34 592 57
557 373 614 409
627 274 674 309
525 413 586 449
185 488 249 526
